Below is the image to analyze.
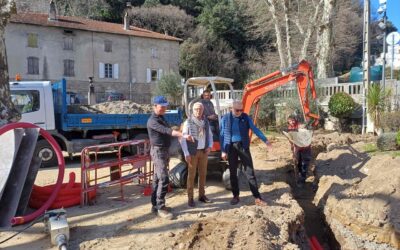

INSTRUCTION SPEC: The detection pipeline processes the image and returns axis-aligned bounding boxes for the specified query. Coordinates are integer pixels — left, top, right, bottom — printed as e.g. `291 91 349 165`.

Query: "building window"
151 69 158 81
99 63 119 79
27 57 39 75
63 59 75 77
105 63 113 78
146 68 163 83
104 40 112 52
63 37 73 50
27 33 38 48
151 48 158 58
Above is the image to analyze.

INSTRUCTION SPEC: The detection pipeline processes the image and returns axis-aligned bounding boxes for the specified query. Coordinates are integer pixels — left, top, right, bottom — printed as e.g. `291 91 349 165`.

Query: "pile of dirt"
311 131 376 160
314 142 400 249
67 101 153 114
168 185 307 250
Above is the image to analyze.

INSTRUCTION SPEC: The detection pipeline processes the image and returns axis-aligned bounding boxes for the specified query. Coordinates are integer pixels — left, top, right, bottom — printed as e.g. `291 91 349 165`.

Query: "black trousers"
227 142 260 198
150 146 170 209
295 147 311 179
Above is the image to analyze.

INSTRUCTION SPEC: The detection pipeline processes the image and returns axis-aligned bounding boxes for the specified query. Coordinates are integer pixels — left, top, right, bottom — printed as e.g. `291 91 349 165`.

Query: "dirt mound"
314 143 400 249
67 101 153 114
169 185 308 250
310 131 376 161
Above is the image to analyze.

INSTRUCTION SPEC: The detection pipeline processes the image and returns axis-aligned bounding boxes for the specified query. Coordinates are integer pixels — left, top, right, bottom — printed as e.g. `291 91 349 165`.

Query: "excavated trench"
285 165 340 249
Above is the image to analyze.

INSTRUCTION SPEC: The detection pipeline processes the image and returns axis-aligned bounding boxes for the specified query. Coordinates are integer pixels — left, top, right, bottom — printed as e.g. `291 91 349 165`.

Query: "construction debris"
67 101 153 114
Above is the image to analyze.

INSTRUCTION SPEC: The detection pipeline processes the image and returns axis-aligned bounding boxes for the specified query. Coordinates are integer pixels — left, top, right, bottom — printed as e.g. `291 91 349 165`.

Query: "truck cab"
10 81 55 131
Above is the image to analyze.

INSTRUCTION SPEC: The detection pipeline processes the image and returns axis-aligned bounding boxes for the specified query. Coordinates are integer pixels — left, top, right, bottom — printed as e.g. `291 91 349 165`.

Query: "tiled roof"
10 12 182 42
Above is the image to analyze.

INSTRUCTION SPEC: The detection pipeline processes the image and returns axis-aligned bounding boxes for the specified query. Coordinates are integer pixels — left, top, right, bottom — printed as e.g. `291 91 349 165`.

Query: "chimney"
48 0 57 21
123 12 129 30
124 2 132 30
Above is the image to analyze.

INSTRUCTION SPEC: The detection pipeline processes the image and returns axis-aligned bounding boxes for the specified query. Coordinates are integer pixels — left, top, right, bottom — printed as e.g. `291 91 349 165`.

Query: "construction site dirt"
1 131 399 250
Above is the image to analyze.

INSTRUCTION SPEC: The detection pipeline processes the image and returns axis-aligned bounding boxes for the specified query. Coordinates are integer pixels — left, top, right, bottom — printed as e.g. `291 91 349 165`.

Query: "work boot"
157 207 173 220
230 196 240 205
199 196 212 203
152 206 172 213
188 198 195 207
255 198 267 207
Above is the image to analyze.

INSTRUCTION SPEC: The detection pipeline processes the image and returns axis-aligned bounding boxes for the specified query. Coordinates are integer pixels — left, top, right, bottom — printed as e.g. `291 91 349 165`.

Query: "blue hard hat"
153 96 169 106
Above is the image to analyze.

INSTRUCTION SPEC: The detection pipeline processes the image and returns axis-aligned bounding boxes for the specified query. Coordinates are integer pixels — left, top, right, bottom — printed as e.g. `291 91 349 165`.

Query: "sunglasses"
234 109 243 112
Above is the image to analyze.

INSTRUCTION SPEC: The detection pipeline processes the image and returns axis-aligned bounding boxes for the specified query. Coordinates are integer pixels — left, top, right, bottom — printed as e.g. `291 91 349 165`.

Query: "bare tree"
245 0 325 70
0 0 20 125
128 5 194 39
263 0 287 69
315 0 336 78
331 0 363 73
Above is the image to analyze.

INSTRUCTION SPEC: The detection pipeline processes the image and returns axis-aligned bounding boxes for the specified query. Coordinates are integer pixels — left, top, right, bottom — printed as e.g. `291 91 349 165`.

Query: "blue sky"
371 0 400 30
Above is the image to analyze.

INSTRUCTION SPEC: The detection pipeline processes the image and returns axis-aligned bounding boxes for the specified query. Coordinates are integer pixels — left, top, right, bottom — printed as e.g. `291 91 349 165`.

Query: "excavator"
174 60 319 189
242 60 319 129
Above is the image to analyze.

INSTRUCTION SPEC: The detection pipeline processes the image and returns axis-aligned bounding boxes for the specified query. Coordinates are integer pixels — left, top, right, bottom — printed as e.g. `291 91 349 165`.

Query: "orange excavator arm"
242 60 319 128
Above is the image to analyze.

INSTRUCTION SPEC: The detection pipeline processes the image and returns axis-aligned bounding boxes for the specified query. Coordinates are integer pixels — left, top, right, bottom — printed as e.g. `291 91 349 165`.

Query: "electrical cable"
0 215 44 245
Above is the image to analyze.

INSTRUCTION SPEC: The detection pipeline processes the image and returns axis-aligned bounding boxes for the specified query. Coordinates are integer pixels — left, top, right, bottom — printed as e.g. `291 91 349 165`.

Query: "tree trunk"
315 0 336 79
281 0 292 66
265 0 287 69
299 0 324 60
0 0 20 126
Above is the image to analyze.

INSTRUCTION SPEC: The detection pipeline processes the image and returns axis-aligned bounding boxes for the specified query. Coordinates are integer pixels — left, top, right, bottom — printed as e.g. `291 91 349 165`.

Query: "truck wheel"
222 164 245 190
35 139 58 168
169 161 188 188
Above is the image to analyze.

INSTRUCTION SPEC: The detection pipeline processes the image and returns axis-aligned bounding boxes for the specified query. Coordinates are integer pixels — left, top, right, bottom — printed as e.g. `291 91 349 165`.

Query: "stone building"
5 9 181 103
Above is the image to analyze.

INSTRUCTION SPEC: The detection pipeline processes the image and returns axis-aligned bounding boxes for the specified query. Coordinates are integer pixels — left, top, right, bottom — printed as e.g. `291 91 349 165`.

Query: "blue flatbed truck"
10 79 183 167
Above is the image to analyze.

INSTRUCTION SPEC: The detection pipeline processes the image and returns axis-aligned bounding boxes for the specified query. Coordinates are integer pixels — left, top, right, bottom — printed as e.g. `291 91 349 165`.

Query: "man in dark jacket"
220 100 272 206
147 96 193 219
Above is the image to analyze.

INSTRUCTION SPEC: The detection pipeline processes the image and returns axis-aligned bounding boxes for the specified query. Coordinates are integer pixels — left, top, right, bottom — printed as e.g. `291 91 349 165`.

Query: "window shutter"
99 63 105 78
158 69 163 80
146 68 151 83
113 64 119 79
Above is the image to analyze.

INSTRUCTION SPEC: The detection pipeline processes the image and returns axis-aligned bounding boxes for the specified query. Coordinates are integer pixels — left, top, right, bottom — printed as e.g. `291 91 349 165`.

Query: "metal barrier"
80 139 152 206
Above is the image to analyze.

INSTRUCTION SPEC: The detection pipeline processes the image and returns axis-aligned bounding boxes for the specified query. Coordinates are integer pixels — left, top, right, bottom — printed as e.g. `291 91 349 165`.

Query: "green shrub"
328 92 356 132
367 84 391 129
328 92 356 118
153 72 183 106
377 132 398 151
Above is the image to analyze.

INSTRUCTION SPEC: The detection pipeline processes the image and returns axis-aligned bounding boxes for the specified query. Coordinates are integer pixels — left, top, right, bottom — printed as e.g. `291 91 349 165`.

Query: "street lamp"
377 0 387 91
